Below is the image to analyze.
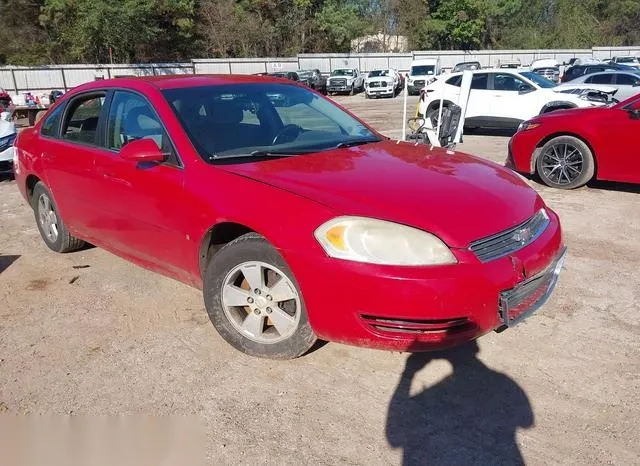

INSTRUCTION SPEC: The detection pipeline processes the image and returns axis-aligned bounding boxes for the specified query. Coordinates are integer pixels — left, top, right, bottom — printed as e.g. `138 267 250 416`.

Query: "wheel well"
198 222 255 278
533 132 597 175
427 100 454 113
25 175 41 202
539 102 576 114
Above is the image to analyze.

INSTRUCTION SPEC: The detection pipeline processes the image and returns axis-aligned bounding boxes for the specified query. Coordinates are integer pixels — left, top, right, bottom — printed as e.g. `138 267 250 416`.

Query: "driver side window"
107 91 179 166
492 73 529 91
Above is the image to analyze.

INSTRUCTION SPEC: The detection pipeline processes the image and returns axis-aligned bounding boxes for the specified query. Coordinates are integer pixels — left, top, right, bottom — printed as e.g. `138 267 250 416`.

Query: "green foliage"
0 0 639 64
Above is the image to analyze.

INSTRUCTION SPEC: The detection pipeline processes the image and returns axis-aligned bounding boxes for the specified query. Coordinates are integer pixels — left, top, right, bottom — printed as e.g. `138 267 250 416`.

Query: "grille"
469 210 550 263
330 78 347 86
412 80 425 87
361 315 474 335
368 81 382 88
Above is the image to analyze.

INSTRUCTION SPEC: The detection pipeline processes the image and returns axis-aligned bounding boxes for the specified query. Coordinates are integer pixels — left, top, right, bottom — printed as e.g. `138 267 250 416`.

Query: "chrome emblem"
511 227 532 245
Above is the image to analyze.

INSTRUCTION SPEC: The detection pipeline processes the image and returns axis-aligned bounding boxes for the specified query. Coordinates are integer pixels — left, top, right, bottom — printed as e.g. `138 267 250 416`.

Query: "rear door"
612 73 640 101
464 73 491 123
91 89 189 278
41 92 107 238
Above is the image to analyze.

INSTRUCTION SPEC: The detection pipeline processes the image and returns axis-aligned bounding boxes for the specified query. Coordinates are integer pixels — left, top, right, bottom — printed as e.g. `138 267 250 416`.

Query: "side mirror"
518 84 534 94
120 138 165 163
633 81 640 87
628 109 640 120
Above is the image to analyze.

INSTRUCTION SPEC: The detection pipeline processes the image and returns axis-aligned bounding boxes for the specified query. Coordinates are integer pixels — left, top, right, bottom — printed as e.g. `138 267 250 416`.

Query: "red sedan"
508 95 640 189
14 75 566 359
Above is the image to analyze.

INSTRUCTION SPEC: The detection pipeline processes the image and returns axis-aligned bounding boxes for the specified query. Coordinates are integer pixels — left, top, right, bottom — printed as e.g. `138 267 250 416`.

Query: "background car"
420 69 610 130
268 71 300 82
49 90 64 104
0 88 12 108
326 68 364 95
0 117 17 175
452 61 481 72
561 62 638 82
407 58 441 95
296 69 327 93
557 71 640 101
609 56 640 69
508 94 640 189
364 69 400 98
14 75 565 359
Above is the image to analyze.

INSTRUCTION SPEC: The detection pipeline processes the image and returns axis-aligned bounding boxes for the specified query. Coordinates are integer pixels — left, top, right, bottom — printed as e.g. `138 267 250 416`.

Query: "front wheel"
32 182 86 253
536 136 594 189
349 84 355 96
203 233 317 359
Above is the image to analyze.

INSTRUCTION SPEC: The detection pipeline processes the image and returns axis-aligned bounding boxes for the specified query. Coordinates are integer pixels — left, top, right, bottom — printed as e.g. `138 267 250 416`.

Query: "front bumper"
508 129 544 174
327 85 350 92
0 146 14 174
284 210 564 352
366 88 394 97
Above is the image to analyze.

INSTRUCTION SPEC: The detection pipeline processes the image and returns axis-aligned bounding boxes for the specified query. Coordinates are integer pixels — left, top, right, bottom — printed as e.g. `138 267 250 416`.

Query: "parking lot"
1 93 639 464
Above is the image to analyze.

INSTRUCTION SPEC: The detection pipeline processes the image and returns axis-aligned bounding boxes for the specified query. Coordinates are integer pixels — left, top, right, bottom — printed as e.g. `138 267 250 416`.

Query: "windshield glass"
617 57 638 63
519 71 556 88
331 69 354 76
162 83 380 162
411 65 435 76
368 70 390 77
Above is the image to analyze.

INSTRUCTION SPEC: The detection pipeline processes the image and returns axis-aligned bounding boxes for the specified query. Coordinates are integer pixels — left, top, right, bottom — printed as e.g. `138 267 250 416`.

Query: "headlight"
517 121 541 132
314 216 457 266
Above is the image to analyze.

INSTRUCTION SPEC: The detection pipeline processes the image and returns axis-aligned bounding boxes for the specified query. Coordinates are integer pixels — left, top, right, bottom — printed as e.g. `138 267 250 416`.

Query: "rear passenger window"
470 73 488 90
62 94 105 145
615 74 637 85
586 74 613 84
446 75 462 87
41 105 64 138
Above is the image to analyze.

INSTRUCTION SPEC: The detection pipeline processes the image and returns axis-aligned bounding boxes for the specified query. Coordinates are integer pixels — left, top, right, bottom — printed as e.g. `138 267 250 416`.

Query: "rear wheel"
536 136 594 189
32 182 85 253
203 233 316 359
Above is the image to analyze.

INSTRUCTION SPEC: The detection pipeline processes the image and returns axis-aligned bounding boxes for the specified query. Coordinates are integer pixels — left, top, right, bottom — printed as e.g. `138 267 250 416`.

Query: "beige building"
351 33 409 53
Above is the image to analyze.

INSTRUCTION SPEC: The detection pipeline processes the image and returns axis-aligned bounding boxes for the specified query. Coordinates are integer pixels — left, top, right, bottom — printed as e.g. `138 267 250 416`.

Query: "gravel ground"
0 93 639 465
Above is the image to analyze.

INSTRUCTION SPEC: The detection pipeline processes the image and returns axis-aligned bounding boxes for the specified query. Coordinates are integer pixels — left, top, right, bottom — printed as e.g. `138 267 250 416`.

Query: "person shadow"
386 341 533 466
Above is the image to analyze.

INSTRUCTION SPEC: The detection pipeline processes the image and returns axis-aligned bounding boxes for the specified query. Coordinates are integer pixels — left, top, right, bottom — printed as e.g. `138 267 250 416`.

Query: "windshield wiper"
210 150 299 160
334 139 380 149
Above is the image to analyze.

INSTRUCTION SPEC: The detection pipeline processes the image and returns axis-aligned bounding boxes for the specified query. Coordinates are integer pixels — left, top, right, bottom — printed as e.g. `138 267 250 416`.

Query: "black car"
562 63 639 82
268 71 300 82
296 69 327 94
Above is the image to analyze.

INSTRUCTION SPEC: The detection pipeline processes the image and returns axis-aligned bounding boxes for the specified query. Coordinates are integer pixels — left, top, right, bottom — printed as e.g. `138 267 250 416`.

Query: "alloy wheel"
540 143 584 186
37 193 59 243
221 261 301 344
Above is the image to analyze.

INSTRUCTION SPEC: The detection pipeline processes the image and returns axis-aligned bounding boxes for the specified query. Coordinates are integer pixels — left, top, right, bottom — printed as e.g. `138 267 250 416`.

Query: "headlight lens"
314 216 457 266
517 121 541 132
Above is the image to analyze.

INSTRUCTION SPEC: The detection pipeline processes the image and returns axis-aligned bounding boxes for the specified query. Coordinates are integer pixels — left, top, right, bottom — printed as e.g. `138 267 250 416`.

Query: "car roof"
64 74 300 94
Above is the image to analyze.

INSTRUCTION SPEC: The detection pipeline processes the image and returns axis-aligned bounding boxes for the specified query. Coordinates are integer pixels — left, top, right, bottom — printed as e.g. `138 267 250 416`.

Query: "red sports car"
508 94 640 189
14 75 566 359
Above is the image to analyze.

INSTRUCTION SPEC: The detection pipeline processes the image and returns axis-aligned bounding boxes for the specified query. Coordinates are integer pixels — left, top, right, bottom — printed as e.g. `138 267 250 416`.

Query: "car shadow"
0 255 20 274
465 127 517 137
385 341 533 466
519 173 640 194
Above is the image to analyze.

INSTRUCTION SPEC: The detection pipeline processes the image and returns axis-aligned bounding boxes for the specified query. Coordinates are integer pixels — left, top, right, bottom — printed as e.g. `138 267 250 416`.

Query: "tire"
203 233 317 359
536 135 594 189
349 84 354 96
365 92 370 99
32 182 86 253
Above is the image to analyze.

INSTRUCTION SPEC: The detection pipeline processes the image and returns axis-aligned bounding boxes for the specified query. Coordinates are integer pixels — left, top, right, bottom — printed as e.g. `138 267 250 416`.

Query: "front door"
488 72 539 125
597 98 640 183
91 90 190 279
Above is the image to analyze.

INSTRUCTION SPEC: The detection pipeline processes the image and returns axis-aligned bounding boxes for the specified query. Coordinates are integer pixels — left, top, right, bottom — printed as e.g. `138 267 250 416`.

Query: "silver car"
561 71 640 101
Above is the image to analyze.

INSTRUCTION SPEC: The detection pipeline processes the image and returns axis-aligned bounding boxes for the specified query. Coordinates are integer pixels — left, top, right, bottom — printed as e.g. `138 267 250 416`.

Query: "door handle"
97 168 132 187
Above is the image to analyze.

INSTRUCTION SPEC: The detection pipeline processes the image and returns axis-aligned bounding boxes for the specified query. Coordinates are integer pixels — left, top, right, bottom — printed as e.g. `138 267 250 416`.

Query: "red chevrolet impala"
509 95 640 189
14 75 566 359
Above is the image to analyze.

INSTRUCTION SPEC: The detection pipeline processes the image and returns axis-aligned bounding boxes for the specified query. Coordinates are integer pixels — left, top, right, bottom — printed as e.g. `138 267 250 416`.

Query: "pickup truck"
326 69 365 95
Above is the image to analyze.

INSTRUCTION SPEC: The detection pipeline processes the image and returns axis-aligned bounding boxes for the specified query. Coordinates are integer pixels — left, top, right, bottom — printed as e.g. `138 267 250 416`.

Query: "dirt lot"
1 94 639 465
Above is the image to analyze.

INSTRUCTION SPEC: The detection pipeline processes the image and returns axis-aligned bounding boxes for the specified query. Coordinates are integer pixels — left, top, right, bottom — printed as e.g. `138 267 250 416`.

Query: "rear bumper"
284 210 564 352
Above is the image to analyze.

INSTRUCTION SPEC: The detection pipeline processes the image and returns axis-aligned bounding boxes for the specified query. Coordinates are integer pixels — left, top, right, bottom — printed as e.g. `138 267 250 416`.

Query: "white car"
364 69 400 98
419 69 612 130
407 58 441 95
609 56 640 69
326 69 365 95
557 71 640 101
0 118 17 175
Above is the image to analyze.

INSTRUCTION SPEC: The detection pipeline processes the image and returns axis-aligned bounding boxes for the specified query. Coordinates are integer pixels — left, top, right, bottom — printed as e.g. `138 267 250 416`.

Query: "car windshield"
162 83 380 162
519 71 556 88
368 70 389 77
616 57 638 63
411 65 435 76
331 69 354 76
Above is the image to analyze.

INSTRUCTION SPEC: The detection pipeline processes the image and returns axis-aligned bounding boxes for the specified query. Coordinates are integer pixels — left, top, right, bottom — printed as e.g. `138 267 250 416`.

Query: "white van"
407 58 441 95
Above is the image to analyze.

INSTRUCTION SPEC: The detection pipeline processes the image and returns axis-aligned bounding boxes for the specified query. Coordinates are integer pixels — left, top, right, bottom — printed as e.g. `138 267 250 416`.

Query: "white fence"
2 46 640 97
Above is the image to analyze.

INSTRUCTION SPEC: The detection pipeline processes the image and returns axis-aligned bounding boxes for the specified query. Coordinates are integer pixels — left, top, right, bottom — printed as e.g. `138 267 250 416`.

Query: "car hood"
555 84 618 94
220 141 543 248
